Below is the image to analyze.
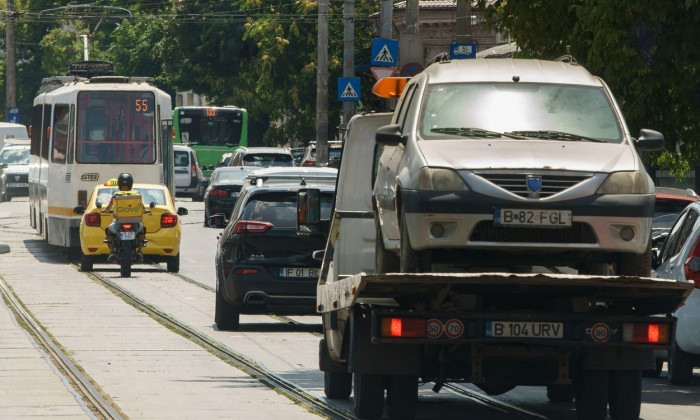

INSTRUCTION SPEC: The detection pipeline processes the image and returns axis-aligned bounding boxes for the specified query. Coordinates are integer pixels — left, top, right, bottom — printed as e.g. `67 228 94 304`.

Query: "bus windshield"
76 91 156 164
176 108 244 148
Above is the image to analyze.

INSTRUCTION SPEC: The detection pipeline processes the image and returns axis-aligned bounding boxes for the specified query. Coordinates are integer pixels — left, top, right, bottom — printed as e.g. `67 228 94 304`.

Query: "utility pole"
340 0 355 146
316 0 329 164
380 0 392 39
456 0 472 44
5 0 17 118
406 0 419 35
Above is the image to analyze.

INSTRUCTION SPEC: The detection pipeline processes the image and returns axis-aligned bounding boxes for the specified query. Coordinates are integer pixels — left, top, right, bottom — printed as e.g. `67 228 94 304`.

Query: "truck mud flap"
349 306 422 376
581 346 655 370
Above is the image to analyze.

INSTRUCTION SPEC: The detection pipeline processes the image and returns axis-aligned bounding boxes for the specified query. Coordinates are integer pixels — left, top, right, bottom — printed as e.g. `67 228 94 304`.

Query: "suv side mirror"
297 188 321 234
376 124 405 146
634 129 665 152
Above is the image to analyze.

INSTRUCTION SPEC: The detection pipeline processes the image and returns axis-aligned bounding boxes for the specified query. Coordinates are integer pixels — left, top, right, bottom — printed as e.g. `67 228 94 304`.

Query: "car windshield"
420 83 621 142
95 187 167 207
242 191 332 227
0 148 29 165
242 153 293 167
215 169 251 184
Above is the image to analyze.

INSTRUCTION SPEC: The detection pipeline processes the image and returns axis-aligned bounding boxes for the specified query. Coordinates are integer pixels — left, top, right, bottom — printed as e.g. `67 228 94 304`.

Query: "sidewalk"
0 229 320 419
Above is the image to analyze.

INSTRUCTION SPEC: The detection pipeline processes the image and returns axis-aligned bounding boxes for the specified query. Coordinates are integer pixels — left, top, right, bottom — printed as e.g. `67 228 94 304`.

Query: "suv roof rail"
554 54 578 64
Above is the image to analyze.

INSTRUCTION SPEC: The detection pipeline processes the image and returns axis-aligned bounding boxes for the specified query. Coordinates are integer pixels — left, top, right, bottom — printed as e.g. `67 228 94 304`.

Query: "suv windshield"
420 83 621 142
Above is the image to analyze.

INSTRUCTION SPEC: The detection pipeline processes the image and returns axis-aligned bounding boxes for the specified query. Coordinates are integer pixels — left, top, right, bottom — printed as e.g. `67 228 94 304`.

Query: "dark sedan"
203 166 254 227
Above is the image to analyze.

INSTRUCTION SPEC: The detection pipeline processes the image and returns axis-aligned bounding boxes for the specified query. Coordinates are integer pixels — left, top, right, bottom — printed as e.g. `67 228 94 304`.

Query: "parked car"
214 168 336 330
290 147 305 165
0 141 30 201
653 187 699 249
203 166 254 227
652 200 700 384
174 144 207 201
300 141 343 168
228 146 295 168
75 180 188 273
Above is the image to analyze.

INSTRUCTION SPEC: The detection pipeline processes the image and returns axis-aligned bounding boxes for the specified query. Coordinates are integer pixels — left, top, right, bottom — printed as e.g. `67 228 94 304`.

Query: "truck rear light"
84 212 101 227
380 317 426 338
234 268 259 275
684 235 700 288
161 213 178 227
622 323 669 344
209 188 228 197
233 221 272 234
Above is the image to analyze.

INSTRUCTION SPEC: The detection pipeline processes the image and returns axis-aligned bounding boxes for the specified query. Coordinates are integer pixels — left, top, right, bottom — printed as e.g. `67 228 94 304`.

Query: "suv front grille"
477 173 590 198
469 221 597 244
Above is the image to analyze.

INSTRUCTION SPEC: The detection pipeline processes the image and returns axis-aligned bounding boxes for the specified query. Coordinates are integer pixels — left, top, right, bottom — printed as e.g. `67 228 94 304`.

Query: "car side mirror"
634 129 665 152
651 248 660 270
376 124 406 146
96 202 102 209
297 188 322 234
73 206 85 215
177 207 189 216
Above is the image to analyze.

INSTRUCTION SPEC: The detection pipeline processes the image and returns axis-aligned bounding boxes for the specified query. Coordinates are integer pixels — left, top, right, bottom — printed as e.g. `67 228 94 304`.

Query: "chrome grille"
478 173 590 198
469 221 597 244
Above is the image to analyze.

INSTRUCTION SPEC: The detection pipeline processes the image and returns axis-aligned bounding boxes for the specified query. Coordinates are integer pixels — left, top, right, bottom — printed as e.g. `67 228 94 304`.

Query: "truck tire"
574 369 609 420
546 384 574 403
616 242 651 276
376 225 399 273
386 375 418 420
324 371 352 399
608 370 641 420
80 250 93 272
353 373 385 419
400 214 431 273
215 287 240 330
668 340 694 385
642 359 663 378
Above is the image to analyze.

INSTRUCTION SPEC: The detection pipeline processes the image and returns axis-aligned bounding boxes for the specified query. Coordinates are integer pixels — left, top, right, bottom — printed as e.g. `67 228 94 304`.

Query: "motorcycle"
102 193 153 277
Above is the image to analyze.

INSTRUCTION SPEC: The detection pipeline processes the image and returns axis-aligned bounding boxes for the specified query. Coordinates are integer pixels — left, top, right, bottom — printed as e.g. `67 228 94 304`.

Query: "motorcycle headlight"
417 167 468 191
597 171 649 194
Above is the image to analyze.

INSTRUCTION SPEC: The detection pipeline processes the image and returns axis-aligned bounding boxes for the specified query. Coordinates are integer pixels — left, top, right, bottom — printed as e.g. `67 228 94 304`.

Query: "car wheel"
80 250 94 272
167 254 180 273
399 213 431 273
546 384 575 403
574 368 609 420
608 370 641 420
375 224 399 274
617 242 651 276
215 286 240 330
353 373 385 420
668 339 694 385
386 375 418 420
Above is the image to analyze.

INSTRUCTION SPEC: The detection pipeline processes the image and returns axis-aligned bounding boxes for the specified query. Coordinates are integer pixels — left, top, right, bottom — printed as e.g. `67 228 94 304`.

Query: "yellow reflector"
372 77 409 99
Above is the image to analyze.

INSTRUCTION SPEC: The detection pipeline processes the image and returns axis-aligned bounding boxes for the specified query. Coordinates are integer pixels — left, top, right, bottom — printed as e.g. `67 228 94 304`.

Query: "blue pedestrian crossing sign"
371 38 399 67
338 77 361 102
450 43 477 59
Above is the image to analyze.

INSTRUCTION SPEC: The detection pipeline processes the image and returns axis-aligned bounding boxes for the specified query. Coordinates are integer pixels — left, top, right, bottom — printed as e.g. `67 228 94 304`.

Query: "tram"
29 61 173 255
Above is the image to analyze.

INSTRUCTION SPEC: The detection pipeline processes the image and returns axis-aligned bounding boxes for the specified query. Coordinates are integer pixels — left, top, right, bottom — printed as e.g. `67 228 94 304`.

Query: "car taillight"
191 164 197 176
161 213 178 228
380 317 426 338
302 159 316 167
234 268 260 275
233 220 272 234
684 235 700 288
209 188 228 197
84 212 101 227
622 323 670 344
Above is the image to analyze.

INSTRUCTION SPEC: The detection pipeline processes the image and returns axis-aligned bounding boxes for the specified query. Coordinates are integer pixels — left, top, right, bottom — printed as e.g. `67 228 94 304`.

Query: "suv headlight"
417 168 468 191
597 171 649 194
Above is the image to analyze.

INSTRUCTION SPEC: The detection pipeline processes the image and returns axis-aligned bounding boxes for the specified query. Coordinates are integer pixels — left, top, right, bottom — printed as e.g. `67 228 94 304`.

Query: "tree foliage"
479 0 700 172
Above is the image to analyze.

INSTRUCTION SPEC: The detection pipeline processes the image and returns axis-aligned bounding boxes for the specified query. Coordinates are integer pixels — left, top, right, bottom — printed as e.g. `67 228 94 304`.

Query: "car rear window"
174 150 189 167
95 187 167 206
215 169 250 184
242 191 332 227
242 153 294 167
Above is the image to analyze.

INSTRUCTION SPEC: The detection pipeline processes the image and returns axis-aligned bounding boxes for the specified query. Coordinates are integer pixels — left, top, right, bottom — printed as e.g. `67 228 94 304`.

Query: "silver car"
373 57 664 274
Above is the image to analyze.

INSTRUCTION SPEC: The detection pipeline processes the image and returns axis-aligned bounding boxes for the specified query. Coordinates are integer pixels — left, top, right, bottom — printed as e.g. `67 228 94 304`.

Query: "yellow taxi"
75 179 188 272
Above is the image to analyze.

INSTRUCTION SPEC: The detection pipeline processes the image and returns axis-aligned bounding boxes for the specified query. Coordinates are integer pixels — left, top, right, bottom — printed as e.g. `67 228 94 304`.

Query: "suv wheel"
215 287 240 330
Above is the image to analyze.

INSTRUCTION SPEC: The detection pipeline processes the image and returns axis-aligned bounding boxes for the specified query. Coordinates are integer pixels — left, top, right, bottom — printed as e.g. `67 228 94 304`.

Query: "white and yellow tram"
29 62 174 254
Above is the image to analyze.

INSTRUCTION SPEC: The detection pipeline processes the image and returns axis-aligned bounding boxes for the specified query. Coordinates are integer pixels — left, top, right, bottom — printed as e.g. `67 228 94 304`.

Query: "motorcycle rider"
103 173 146 262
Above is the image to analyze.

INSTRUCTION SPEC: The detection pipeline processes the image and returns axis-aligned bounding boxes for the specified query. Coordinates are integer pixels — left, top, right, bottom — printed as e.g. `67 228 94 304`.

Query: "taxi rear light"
622 323 669 344
88 248 98 252
209 188 228 197
161 213 178 227
85 212 101 227
234 268 259 275
233 221 272 234
380 317 426 338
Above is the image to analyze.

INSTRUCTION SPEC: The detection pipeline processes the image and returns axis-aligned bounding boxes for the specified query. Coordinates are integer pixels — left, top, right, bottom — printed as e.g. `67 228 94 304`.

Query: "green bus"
172 106 248 177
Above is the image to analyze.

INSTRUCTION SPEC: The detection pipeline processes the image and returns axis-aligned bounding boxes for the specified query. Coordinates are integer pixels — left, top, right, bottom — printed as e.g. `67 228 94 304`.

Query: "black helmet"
117 173 133 189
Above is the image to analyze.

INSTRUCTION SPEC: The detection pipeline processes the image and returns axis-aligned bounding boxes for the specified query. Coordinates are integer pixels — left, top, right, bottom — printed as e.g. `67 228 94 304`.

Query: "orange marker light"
372 77 409 99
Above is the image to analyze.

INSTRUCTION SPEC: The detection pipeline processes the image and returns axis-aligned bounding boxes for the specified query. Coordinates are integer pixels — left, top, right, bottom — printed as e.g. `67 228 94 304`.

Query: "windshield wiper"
431 127 525 139
505 130 606 143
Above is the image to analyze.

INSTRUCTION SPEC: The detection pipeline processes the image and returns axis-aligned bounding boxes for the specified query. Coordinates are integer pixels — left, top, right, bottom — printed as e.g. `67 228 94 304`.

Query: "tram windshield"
76 91 156 164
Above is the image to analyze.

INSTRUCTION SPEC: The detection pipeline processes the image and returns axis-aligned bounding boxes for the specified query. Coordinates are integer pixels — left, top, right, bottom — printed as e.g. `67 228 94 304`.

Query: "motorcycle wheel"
120 240 132 277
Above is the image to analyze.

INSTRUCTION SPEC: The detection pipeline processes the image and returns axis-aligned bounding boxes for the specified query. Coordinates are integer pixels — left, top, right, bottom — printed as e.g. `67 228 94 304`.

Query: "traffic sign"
7 107 19 123
338 77 361 102
450 43 477 59
371 67 396 81
400 62 424 77
371 38 399 67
